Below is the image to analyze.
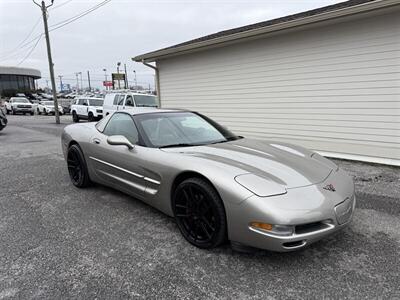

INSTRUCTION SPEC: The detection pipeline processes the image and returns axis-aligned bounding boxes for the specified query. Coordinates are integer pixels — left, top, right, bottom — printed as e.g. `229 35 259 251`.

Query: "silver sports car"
61 108 355 252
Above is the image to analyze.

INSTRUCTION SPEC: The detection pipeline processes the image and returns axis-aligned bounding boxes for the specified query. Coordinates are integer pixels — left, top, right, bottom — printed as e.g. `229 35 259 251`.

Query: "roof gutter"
136 59 161 106
133 0 399 62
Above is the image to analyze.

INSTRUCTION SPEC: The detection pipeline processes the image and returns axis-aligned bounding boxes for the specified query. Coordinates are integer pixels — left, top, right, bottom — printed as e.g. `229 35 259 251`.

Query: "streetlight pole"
33 0 60 124
117 62 121 89
58 75 63 92
75 72 80 91
124 63 128 89
79 72 83 92
133 70 137 90
103 68 107 90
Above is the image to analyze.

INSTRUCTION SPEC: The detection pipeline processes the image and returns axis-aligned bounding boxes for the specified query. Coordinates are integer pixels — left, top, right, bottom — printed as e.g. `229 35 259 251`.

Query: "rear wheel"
172 178 227 249
67 144 90 188
88 112 94 122
72 111 79 123
44 109 48 115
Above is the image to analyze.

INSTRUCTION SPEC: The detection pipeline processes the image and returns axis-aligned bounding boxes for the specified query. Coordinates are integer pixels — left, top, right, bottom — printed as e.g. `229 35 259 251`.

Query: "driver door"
88 113 146 199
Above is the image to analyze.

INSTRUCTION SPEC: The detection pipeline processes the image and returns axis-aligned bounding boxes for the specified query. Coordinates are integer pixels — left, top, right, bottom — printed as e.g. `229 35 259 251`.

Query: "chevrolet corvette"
61 108 355 252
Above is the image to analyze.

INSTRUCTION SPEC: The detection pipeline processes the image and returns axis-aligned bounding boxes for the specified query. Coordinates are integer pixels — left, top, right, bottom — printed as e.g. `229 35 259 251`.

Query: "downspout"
140 60 161 108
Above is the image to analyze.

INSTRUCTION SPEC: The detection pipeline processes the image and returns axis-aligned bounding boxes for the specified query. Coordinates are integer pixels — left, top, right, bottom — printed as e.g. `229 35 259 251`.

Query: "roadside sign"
112 73 125 81
103 81 113 87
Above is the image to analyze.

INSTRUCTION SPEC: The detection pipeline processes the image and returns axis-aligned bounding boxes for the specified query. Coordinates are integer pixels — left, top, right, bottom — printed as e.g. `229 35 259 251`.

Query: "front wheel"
6 109 10 115
44 109 48 115
37 108 41 115
172 178 227 249
67 144 91 188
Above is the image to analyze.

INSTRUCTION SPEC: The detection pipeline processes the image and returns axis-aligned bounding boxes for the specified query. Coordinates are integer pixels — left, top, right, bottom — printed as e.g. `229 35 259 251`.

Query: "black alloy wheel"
173 178 227 249
72 111 79 123
67 144 90 188
88 112 94 122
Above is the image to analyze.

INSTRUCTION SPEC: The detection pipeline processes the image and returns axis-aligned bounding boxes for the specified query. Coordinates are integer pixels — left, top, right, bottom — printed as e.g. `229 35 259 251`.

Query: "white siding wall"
158 10 400 165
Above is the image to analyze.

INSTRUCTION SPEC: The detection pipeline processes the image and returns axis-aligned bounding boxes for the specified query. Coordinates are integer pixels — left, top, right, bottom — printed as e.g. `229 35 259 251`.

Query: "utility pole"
33 0 60 124
58 75 63 92
124 63 128 89
87 71 91 91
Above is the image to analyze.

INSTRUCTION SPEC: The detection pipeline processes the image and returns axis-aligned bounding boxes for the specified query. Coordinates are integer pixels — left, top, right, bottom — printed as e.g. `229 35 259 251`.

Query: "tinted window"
113 94 119 105
134 112 240 148
125 95 134 107
117 95 125 106
89 99 103 106
78 98 85 105
103 113 139 144
134 95 157 107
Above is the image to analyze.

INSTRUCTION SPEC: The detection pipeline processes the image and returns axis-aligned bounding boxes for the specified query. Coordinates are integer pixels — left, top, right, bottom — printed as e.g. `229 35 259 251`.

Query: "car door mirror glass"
107 135 134 149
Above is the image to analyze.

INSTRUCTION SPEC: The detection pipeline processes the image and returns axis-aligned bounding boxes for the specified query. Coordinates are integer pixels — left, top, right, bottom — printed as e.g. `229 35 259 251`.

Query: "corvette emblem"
323 184 336 192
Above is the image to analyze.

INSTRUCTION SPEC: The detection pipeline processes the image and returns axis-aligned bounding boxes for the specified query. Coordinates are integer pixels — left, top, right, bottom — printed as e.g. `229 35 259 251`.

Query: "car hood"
162 138 333 189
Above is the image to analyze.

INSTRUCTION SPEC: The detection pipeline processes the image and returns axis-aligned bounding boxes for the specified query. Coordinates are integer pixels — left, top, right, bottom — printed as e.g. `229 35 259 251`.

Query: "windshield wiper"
159 143 198 149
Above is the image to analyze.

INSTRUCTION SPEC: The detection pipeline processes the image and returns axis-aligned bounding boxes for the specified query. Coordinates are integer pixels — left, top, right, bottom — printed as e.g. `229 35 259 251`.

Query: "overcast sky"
0 0 342 90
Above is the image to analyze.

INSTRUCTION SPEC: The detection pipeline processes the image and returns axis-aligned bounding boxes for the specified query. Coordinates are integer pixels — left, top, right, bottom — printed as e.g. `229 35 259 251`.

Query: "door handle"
92 138 101 144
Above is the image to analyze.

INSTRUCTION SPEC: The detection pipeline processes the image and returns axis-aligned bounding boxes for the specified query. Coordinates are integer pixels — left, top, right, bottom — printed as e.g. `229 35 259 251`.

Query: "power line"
0 0 111 62
49 0 111 31
17 34 43 66
50 0 74 10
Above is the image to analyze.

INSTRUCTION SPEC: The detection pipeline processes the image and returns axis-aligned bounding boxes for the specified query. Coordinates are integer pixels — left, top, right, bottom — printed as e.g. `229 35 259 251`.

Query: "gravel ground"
0 114 399 299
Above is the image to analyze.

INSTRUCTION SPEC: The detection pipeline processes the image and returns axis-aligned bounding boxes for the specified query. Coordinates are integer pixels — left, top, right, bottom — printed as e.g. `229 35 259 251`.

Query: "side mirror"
107 135 134 150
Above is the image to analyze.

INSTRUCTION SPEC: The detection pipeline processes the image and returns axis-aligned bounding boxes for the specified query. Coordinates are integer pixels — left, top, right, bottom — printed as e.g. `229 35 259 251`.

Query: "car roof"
122 107 186 115
106 91 155 96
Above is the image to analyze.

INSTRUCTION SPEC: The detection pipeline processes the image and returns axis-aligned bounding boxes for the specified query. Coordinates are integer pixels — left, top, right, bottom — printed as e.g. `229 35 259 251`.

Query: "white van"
103 92 158 116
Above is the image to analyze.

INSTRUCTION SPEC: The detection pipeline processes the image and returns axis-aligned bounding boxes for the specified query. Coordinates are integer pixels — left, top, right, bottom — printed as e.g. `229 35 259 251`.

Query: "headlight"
235 173 286 197
311 152 339 171
250 222 294 236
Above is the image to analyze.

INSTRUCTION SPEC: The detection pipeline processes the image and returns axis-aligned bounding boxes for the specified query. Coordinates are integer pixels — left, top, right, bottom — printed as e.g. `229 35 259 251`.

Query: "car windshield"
90 99 103 106
134 111 241 148
134 95 157 107
14 98 29 103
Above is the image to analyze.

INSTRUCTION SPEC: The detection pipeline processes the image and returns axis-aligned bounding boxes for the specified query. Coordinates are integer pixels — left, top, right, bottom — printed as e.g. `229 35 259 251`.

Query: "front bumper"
227 168 355 252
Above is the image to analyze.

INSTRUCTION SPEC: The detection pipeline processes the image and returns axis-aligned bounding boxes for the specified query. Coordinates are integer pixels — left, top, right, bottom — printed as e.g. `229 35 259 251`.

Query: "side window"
82 99 88 106
117 95 125 106
113 94 119 105
78 98 84 105
125 95 134 107
103 113 139 144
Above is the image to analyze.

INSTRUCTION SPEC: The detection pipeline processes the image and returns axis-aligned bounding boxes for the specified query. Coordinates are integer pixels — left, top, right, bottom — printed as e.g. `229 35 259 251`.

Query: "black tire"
172 177 227 249
44 109 48 115
37 108 41 115
6 109 10 115
72 111 79 123
67 144 91 188
30 112 34 116
88 112 94 122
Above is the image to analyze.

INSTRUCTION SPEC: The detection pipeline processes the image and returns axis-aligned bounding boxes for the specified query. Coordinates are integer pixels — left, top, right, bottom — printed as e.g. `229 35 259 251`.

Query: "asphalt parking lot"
0 114 399 299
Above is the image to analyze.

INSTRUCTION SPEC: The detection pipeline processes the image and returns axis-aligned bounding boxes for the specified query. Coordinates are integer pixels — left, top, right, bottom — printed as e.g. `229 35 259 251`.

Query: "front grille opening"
283 240 305 248
295 221 329 235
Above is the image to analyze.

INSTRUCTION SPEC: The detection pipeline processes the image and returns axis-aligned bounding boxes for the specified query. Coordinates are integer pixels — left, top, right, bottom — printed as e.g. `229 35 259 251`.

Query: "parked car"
37 101 64 115
70 97 104 122
5 97 34 115
0 107 7 131
61 108 355 252
103 92 157 116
